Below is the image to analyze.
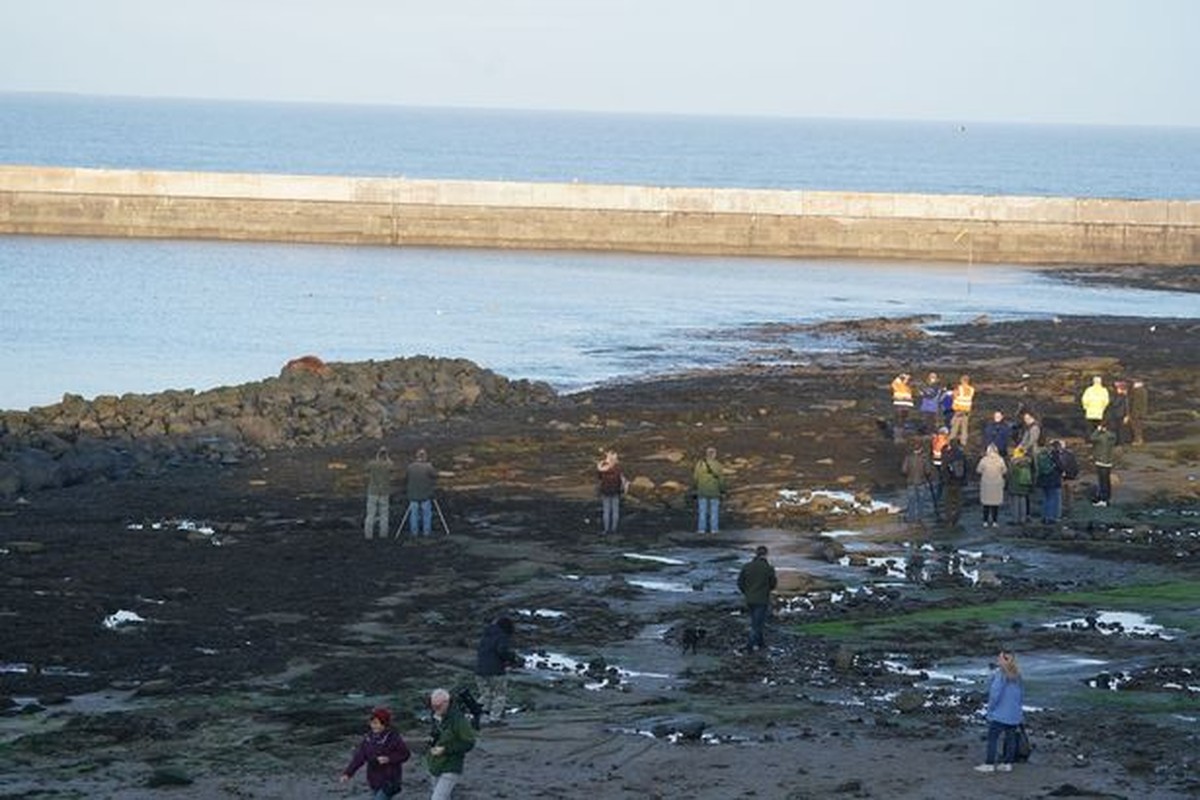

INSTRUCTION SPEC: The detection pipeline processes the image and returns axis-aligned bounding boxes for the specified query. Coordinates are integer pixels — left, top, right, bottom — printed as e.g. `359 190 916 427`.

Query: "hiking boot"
973 764 996 773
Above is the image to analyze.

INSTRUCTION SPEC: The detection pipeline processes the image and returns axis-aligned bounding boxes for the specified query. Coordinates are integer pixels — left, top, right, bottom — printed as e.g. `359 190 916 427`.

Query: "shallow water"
3 235 1199 410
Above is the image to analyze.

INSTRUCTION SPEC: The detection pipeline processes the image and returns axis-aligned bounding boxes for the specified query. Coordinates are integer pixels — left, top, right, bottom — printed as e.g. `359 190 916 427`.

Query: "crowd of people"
892 371 1148 526
342 370 1151 791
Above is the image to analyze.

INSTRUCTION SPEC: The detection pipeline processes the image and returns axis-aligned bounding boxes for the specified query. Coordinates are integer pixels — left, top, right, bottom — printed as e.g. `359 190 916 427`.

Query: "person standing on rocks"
1017 411 1042 456
737 545 777 653
1080 375 1110 430
901 437 933 524
975 650 1024 773
1111 381 1132 445
426 688 476 800
596 450 627 534
976 444 1007 528
693 446 728 534
949 374 975 447
940 438 970 527
475 617 523 725
1089 421 1118 507
364 447 394 539
1035 444 1063 524
406 449 439 536
918 371 945 434
1007 447 1035 525
982 410 1013 461
340 706 411 799
1129 379 1149 445
890 372 914 442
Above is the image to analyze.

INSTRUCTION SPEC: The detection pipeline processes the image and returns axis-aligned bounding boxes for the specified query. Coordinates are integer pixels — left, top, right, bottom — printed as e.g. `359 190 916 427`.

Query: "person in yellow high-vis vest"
949 374 975 447
890 373 914 442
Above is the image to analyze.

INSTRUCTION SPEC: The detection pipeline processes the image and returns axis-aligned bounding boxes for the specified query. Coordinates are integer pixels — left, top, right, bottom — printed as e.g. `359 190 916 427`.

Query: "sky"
1 0 1197 127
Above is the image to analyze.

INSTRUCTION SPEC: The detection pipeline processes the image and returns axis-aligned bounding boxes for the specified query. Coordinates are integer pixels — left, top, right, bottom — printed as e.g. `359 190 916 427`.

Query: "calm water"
2 95 1198 411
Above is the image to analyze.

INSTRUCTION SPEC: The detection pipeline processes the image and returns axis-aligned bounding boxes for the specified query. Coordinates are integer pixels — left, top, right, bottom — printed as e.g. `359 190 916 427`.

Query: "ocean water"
1 94 1198 411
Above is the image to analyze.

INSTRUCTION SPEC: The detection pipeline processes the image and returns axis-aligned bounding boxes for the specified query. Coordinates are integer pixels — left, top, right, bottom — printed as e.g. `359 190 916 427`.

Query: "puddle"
777 488 899 516
1042 610 1177 640
525 650 671 690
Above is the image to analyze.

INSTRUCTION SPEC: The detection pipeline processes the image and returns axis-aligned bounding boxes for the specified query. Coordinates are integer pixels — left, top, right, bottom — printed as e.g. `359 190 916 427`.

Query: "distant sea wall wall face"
1 165 1197 265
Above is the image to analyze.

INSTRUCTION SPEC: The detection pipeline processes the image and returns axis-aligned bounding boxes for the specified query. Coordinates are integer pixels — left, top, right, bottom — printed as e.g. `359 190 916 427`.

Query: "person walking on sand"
1081 375 1110 430
340 707 411 799
596 450 627 534
426 688 476 800
976 444 1007 528
949 374 975 447
693 446 728 534
475 617 523 726
364 447 394 539
406 448 439 536
737 545 777 653
975 650 1024 773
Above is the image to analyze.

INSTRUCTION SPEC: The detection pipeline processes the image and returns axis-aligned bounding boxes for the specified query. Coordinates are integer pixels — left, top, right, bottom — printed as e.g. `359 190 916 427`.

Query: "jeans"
747 603 768 649
364 493 389 538
1041 486 1061 522
905 485 925 522
985 720 1019 765
430 772 460 800
697 496 720 532
601 494 620 533
409 499 433 534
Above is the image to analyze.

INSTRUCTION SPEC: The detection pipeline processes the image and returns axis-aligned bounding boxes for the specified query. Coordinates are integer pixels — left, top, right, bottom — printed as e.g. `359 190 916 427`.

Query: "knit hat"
371 707 392 727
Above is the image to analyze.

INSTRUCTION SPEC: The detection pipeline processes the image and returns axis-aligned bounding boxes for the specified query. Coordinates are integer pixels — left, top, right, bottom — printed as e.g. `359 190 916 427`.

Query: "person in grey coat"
976 443 1008 528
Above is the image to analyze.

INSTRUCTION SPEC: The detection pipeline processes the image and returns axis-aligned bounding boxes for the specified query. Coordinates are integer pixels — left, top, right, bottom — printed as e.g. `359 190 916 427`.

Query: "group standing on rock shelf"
362 447 445 540
891 371 1149 527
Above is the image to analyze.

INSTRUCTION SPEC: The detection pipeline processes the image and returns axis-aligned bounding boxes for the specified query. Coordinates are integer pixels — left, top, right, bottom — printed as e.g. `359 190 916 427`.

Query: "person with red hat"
340 707 411 799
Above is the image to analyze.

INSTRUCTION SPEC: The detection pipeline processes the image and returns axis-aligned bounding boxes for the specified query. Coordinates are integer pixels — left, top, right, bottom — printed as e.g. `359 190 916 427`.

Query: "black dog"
681 626 707 655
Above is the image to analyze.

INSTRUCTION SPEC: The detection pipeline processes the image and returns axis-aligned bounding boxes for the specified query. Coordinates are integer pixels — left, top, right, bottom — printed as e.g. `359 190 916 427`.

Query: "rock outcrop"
0 356 555 496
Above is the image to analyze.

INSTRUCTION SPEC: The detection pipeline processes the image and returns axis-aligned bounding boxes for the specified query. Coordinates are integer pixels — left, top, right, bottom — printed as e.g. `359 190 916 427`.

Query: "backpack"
1036 450 1058 479
453 684 484 730
1011 459 1033 491
1057 449 1080 480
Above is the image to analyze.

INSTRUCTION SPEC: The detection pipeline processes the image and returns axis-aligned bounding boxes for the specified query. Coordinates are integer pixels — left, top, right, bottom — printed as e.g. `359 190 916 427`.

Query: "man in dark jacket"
474 617 523 724
737 546 777 652
940 438 970 527
982 410 1013 460
1090 422 1118 506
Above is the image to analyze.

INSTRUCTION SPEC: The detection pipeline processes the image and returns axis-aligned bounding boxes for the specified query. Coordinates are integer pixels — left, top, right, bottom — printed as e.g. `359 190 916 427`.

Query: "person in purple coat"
340 707 412 799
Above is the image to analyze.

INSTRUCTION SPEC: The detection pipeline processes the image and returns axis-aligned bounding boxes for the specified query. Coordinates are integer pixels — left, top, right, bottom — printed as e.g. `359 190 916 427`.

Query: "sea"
2 93 1198 411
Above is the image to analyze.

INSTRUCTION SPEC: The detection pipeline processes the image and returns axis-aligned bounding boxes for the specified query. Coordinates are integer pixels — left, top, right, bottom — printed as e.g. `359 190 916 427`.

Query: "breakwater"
1 165 1197 265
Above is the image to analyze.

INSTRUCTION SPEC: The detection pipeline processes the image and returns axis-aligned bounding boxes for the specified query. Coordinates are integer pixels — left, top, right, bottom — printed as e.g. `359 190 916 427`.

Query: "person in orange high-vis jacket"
949 375 975 447
890 373 914 442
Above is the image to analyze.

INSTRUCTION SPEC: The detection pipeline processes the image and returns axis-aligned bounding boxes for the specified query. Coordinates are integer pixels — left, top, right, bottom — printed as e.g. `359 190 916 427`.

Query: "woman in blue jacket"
976 650 1024 772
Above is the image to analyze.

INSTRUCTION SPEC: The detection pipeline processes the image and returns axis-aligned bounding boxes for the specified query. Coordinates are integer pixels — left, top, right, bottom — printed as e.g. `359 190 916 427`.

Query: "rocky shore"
2 307 1198 799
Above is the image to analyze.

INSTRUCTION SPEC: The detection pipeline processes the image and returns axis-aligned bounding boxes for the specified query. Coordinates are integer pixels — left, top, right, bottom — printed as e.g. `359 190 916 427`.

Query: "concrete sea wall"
1 165 1197 265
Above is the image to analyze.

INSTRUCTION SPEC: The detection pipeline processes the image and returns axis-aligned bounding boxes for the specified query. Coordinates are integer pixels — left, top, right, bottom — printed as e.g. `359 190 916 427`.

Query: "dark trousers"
986 721 1019 765
1096 465 1113 502
747 603 768 650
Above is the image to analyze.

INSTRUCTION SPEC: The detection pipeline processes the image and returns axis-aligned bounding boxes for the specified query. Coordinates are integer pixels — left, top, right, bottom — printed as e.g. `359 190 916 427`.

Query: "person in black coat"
474 617 523 724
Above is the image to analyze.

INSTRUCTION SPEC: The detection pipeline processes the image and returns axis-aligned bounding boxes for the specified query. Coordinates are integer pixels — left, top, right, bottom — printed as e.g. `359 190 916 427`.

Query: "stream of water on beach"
3 235 1199 412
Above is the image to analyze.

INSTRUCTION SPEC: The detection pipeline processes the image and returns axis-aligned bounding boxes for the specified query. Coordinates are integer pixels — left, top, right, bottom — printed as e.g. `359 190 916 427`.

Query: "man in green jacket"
737 546 777 652
693 446 728 534
426 688 476 799
1089 422 1118 507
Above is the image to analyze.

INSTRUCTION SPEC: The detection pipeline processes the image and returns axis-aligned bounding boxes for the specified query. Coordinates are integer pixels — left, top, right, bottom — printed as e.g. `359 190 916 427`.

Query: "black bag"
1014 724 1033 762
1057 449 1080 480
